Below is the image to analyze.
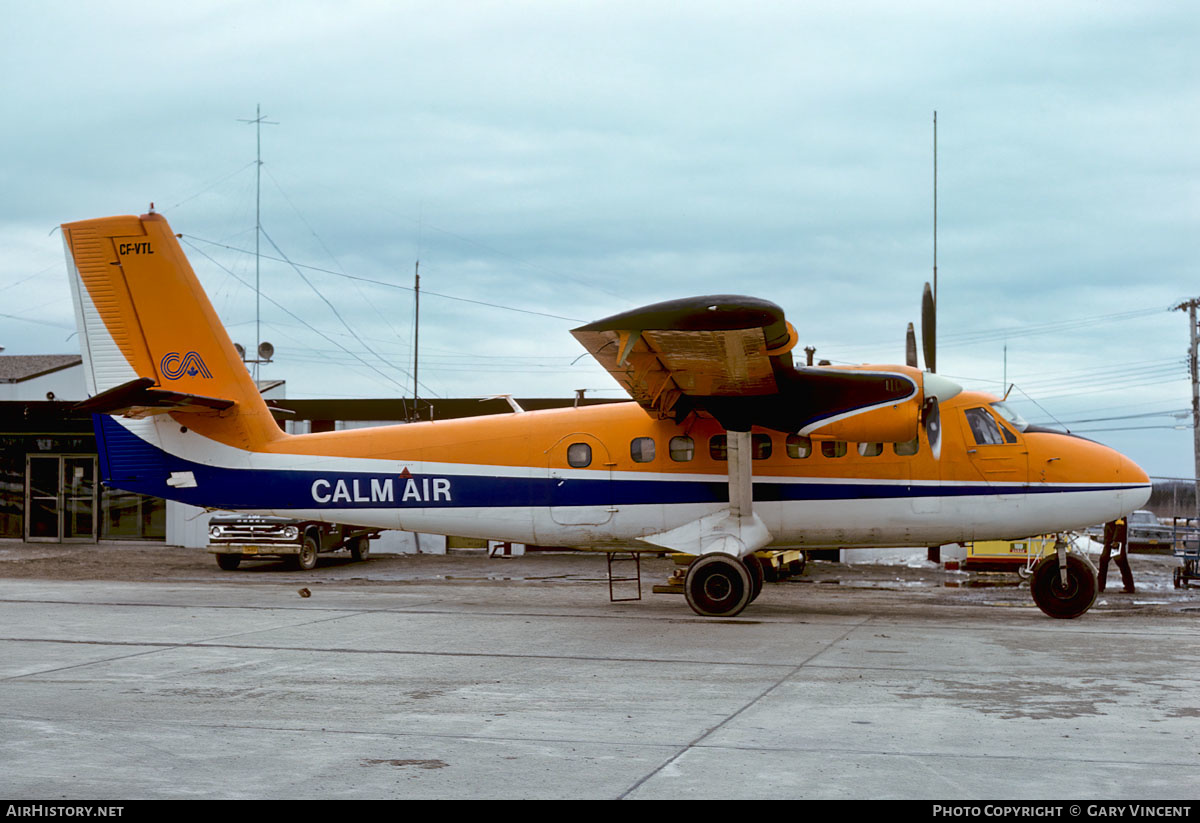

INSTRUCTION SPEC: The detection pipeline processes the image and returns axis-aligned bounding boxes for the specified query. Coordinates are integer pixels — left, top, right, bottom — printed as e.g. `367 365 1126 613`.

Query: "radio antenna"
237 104 278 383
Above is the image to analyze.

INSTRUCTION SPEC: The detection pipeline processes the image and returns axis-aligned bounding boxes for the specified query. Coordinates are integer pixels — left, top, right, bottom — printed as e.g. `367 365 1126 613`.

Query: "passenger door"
544 434 614 526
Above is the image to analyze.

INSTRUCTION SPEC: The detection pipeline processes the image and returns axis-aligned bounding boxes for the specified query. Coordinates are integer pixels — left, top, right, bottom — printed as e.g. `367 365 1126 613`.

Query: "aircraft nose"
1115 450 1151 510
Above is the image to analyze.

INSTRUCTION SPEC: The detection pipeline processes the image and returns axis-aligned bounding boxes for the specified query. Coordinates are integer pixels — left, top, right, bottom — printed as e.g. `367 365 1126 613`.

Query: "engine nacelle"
798 364 924 443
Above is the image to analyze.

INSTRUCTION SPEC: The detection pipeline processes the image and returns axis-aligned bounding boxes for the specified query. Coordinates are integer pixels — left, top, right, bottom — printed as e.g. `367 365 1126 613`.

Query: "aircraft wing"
74 376 236 418
571 295 796 417
572 295 928 439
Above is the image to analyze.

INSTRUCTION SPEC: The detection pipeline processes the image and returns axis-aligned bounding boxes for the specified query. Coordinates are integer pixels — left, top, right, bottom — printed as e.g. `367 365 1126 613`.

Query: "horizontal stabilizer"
74 377 235 418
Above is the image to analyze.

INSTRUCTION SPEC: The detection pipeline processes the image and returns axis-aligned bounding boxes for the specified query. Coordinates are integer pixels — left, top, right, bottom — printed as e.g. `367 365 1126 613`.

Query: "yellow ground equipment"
964 535 1056 571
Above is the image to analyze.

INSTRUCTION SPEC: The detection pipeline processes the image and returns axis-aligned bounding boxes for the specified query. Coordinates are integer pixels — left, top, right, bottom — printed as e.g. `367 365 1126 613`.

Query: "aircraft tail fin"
61 211 281 448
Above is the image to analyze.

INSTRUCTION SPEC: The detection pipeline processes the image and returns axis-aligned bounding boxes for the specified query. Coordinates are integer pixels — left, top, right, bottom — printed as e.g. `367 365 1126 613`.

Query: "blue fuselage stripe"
94 416 1145 510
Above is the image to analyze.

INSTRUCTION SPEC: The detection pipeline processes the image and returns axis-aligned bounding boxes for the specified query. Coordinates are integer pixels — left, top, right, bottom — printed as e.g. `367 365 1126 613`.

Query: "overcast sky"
1 1 1197 477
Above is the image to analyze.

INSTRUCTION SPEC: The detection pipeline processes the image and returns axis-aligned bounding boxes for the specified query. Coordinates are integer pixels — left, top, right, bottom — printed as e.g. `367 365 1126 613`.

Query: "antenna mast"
237 104 278 383
413 261 420 422
933 109 938 306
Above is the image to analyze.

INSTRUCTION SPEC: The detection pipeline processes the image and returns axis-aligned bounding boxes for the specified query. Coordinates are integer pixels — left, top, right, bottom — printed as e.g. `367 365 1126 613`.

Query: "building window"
669 436 694 462
567 442 592 468
630 437 655 463
786 434 812 458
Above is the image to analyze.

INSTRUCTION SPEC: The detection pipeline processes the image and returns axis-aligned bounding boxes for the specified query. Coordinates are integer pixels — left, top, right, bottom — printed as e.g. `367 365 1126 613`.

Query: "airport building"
0 353 610 549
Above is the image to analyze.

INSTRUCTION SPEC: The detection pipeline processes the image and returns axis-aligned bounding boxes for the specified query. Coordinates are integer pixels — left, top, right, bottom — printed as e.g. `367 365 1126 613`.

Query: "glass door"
24 455 98 542
25 455 60 542
63 456 97 541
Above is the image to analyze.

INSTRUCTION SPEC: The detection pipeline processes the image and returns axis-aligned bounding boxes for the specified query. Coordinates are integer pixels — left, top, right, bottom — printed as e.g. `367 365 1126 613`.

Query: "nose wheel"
1030 551 1097 619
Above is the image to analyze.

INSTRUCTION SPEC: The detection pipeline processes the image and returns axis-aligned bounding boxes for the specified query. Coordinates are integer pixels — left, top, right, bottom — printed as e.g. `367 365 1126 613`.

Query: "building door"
25 455 98 542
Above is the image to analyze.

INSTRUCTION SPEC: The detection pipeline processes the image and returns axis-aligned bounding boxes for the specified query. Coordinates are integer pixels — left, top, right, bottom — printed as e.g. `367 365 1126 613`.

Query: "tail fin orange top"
62 211 282 450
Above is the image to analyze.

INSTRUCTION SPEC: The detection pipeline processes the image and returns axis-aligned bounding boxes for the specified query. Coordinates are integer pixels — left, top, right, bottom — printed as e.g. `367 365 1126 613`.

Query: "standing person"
1100 516 1135 593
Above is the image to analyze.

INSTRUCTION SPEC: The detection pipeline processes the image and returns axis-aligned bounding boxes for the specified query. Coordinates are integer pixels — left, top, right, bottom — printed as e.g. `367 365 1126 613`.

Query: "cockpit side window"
964 407 1012 445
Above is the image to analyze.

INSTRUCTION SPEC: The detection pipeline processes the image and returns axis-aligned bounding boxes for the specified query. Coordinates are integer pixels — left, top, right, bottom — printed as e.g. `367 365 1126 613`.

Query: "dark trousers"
1100 520 1135 593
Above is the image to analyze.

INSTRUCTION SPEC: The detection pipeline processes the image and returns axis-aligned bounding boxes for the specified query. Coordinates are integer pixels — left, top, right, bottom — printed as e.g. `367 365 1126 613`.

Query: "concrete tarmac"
0 547 1197 800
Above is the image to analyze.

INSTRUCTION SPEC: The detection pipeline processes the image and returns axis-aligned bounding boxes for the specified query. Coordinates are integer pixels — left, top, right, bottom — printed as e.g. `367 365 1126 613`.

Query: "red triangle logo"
399 468 413 478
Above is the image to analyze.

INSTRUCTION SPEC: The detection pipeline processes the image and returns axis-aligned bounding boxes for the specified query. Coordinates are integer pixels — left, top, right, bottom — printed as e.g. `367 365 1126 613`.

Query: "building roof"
0 355 82 383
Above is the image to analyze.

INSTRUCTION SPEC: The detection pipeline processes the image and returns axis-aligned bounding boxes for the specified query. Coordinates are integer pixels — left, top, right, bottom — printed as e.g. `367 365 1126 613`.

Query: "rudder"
62 210 281 451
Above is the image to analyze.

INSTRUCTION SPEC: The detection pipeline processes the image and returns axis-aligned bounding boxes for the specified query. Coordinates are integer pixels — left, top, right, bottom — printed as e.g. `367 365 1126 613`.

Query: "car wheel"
292 535 319 571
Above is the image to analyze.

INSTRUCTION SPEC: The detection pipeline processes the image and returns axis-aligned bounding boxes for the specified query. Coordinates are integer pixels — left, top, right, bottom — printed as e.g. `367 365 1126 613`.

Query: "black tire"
743 552 764 602
684 553 753 617
216 554 241 571
349 536 370 562
290 534 319 571
760 554 779 583
1030 553 1097 619
790 552 807 576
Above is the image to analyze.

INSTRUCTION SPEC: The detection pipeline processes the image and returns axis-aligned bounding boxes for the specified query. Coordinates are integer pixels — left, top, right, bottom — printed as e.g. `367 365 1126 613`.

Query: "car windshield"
990 401 1028 432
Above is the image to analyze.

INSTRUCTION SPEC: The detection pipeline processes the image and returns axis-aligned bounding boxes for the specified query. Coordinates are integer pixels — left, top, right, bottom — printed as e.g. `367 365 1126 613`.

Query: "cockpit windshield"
990 401 1028 432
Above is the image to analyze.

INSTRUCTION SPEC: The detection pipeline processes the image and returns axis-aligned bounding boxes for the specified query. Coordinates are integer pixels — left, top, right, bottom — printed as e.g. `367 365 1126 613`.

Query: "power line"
181 237 419 396
181 234 587 323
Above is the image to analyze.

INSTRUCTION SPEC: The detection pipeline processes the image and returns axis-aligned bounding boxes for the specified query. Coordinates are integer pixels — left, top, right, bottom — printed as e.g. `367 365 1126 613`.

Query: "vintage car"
207 513 378 570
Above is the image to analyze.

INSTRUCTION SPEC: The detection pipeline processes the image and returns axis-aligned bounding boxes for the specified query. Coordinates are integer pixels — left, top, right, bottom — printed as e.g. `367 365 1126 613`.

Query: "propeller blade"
905 322 918 368
921 282 936 373
920 373 959 461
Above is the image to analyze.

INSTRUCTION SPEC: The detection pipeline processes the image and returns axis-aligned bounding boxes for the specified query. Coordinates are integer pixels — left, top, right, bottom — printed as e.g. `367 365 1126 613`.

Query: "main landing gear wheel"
684 553 753 617
1030 552 1097 619
743 552 764 602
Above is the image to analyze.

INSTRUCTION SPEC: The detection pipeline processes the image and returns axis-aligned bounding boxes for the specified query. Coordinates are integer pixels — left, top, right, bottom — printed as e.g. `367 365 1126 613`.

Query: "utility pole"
1174 298 1200 517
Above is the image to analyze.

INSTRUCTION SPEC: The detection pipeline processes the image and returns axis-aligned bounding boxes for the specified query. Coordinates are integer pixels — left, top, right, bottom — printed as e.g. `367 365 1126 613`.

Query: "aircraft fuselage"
97 387 1150 552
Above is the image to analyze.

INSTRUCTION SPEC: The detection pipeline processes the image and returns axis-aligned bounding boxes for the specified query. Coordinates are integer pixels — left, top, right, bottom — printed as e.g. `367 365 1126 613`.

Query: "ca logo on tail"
161 351 212 380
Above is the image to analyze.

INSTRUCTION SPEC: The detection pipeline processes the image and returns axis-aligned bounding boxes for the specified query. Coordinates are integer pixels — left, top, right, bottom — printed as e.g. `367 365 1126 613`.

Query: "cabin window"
630 437 655 463
669 436 694 462
894 438 919 456
752 433 772 460
857 442 883 457
965 408 1008 446
821 440 847 458
786 434 812 458
567 442 592 468
709 435 727 461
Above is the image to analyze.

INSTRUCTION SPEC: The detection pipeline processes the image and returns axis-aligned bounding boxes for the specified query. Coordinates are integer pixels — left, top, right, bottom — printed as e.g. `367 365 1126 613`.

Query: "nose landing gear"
1029 541 1098 619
